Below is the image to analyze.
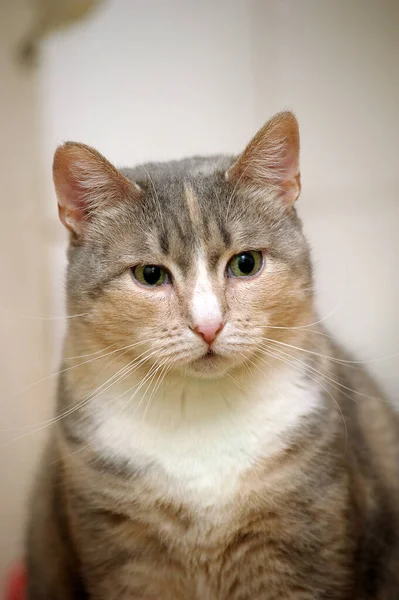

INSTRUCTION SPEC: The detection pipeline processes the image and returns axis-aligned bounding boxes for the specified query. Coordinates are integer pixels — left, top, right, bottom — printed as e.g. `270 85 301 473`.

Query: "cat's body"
26 114 399 599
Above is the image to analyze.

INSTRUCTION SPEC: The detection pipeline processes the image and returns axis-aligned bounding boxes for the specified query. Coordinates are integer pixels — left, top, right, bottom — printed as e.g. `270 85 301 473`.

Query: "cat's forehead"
95 156 302 276
121 158 236 272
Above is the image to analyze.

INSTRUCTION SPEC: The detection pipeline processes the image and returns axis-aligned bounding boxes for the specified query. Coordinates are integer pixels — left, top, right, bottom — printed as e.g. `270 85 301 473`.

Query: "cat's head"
54 111 313 378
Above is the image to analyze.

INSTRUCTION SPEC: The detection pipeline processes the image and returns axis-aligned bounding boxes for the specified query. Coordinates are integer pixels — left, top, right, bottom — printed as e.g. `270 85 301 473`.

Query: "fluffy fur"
26 112 399 599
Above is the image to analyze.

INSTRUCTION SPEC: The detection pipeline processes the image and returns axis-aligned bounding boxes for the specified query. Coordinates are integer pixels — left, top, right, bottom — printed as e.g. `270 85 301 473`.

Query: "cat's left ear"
53 142 141 236
226 111 301 206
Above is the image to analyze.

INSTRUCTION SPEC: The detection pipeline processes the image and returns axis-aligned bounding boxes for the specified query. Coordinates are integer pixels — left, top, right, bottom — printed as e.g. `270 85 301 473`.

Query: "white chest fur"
85 366 320 514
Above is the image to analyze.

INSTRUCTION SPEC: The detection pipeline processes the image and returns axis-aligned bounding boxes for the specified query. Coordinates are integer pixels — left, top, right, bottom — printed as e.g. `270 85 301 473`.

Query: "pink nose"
193 321 224 345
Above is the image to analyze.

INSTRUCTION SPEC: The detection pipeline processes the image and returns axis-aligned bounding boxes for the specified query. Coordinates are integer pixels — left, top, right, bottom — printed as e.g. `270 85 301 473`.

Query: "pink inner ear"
279 143 299 181
276 144 301 205
55 167 90 234
58 203 86 233
280 176 301 205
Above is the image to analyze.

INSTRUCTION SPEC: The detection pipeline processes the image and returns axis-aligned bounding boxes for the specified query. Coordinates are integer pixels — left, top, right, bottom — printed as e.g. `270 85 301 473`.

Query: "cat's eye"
227 251 263 278
132 265 170 287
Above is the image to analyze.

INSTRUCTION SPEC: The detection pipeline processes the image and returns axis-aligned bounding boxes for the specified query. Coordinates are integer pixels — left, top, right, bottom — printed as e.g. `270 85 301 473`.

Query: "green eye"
132 265 169 287
227 251 263 278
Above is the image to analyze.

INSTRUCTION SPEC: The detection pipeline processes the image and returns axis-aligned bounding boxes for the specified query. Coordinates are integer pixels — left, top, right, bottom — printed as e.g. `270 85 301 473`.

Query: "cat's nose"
193 320 224 345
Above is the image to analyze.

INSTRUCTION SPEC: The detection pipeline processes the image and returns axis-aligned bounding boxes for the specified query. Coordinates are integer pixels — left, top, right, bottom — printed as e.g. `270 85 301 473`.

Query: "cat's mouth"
185 347 230 378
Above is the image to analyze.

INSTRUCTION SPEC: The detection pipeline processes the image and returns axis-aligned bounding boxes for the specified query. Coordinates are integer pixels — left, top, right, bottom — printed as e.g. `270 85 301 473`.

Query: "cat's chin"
184 351 236 379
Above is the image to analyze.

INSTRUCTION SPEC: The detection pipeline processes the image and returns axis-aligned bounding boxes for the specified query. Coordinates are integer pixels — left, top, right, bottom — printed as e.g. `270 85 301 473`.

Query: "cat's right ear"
53 142 142 236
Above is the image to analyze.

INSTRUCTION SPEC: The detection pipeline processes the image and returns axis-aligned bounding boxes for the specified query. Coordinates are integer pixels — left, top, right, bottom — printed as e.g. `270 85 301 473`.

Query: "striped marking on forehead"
183 181 230 250
184 182 202 229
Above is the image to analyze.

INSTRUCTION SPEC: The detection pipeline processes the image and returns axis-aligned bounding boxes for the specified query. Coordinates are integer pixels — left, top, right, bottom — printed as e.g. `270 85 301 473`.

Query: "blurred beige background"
1 0 398 588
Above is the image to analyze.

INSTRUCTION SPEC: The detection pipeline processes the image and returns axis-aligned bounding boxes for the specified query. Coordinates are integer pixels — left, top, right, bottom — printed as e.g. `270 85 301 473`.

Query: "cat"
26 111 399 599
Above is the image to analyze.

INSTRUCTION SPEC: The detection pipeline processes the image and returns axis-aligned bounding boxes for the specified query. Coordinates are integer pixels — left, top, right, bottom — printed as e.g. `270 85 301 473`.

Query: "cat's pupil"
143 266 161 285
237 253 255 274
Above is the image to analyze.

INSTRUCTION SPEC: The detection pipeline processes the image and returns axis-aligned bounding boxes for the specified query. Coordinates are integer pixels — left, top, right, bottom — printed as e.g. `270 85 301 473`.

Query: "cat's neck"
63 332 324 446
61 333 327 513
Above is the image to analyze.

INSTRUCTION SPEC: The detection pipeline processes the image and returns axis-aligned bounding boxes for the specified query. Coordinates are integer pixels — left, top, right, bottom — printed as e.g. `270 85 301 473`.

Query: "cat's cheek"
262 271 312 332
91 276 169 337
224 257 306 337
226 274 269 317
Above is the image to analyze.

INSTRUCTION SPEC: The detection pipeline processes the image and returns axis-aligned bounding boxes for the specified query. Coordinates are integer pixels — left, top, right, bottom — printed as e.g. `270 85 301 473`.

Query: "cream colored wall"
0 0 52 586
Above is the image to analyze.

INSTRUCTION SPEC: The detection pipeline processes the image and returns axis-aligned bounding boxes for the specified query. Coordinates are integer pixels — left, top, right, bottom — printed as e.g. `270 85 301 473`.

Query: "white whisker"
142 362 171 422
16 338 158 397
0 307 89 321
0 349 157 442
259 341 380 403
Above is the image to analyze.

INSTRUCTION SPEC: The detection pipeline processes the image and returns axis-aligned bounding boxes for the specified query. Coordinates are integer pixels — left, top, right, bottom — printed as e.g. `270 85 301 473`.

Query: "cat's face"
55 112 313 378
